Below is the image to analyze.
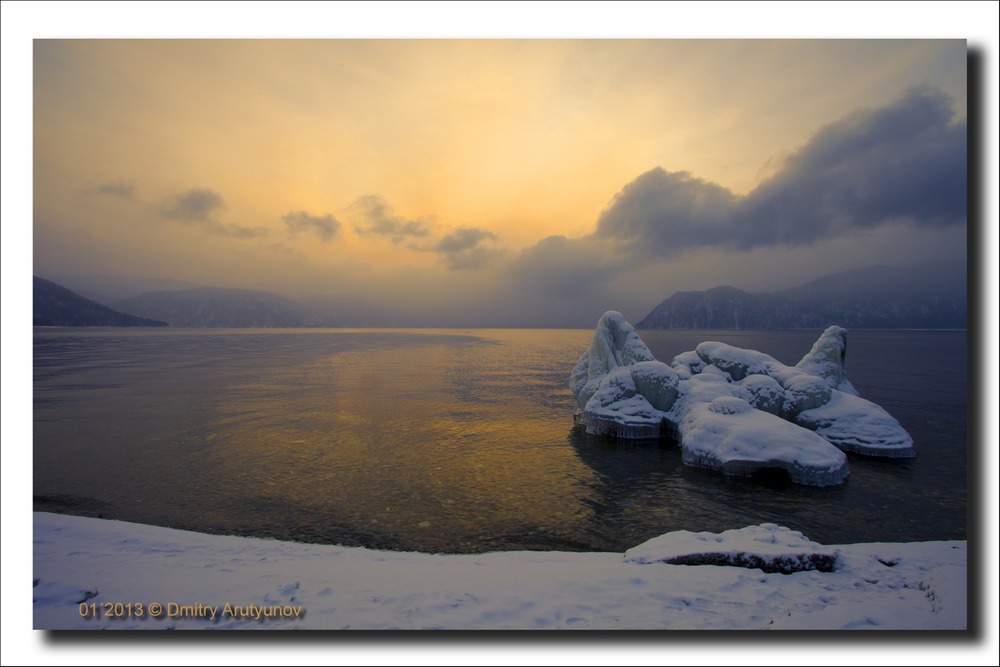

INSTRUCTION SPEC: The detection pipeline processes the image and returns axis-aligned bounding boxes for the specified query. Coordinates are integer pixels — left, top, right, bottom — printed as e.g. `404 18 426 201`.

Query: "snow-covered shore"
33 512 966 631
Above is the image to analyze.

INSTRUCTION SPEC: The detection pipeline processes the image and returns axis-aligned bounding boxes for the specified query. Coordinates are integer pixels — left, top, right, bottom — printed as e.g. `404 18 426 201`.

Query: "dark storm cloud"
741 86 966 242
161 188 226 222
282 211 341 242
434 227 500 270
95 181 136 200
595 87 966 258
507 235 624 299
594 169 739 254
351 194 431 243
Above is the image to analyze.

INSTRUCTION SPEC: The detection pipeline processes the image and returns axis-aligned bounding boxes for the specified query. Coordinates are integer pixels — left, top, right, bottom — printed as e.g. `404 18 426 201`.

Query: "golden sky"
33 38 968 325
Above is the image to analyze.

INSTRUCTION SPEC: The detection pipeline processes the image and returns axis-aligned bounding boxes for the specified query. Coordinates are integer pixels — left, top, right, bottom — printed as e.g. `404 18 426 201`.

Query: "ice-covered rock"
580 366 666 439
629 361 681 412
677 395 849 486
690 339 836 418
660 371 848 485
569 312 916 486
570 312 676 438
570 310 656 413
795 391 915 457
624 524 838 574
739 374 786 415
795 325 859 395
694 341 772 382
778 370 834 418
669 350 706 380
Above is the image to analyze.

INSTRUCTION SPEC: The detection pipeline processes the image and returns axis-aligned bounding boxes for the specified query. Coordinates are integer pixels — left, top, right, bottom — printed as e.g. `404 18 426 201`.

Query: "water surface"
33 327 967 552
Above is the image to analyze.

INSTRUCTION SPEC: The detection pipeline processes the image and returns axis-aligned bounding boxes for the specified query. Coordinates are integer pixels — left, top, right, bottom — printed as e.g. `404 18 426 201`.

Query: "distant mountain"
112 287 311 328
43 273 208 304
637 260 966 330
635 285 826 330
774 261 966 329
33 276 168 327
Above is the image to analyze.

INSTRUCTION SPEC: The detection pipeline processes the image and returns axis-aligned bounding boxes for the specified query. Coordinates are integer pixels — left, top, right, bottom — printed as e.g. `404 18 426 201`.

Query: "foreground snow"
33 512 965 631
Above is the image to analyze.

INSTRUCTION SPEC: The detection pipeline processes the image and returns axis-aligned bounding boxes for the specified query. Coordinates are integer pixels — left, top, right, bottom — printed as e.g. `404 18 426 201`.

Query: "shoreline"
33 511 967 631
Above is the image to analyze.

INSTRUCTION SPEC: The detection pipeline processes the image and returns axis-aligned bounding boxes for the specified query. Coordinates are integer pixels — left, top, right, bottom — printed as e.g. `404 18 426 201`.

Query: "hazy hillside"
33 276 168 327
774 260 966 329
44 273 207 304
112 287 311 328
635 285 825 330
637 260 966 330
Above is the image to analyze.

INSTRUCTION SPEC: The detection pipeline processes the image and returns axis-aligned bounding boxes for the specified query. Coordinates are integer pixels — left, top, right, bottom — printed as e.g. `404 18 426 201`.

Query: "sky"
31 37 969 326
6 3 999 665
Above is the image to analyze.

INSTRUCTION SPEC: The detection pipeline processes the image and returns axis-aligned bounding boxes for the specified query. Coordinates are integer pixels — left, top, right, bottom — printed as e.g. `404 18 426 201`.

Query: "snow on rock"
569 310 656 412
795 325 859 395
777 369 834 418
739 373 786 415
689 335 913 457
690 339 835 418
569 312 915 485
624 523 837 574
695 340 772 382
571 312 672 438
795 391 916 457
630 360 681 411
669 349 706 380
32 512 967 631
579 366 666 439
676 394 849 487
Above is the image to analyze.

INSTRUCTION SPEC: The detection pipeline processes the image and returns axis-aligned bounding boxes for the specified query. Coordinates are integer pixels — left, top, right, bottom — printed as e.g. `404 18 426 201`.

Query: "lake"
33 327 968 553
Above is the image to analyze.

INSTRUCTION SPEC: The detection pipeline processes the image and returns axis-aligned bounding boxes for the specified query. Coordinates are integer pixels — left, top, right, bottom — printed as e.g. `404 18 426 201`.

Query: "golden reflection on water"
200 330 596 551
35 328 966 550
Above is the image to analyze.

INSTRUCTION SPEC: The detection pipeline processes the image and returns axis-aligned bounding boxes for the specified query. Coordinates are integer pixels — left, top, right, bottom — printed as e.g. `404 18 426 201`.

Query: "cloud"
434 227 500 270
282 211 341 242
507 235 624 299
348 194 498 268
595 169 739 256
595 87 966 258
217 222 269 238
95 181 136 200
162 188 226 222
159 187 267 238
350 194 431 243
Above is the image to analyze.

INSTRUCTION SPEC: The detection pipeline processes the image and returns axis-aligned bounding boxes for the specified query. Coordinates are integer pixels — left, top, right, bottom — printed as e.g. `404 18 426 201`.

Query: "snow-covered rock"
580 366 666 438
677 395 849 487
569 311 656 412
694 340 772 381
739 374 786 415
795 325 859 395
669 349 706 380
571 311 672 438
795 391 916 457
569 312 916 486
630 360 681 412
624 523 838 574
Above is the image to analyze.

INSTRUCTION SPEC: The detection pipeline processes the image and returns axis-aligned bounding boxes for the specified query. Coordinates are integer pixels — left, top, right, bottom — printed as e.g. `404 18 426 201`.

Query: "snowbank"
33 512 965 631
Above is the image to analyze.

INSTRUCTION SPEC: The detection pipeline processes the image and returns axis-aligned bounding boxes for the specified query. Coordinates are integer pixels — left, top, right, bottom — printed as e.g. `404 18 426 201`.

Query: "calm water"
33 327 968 553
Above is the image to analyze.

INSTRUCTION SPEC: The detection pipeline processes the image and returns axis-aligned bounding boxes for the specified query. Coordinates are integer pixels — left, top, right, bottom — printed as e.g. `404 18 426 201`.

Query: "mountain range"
111 288 313 328
33 276 168 327
35 259 966 329
636 260 966 330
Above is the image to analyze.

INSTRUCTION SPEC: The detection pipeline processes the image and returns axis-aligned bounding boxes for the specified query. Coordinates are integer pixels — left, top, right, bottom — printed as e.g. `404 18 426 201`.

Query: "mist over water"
33 327 967 553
